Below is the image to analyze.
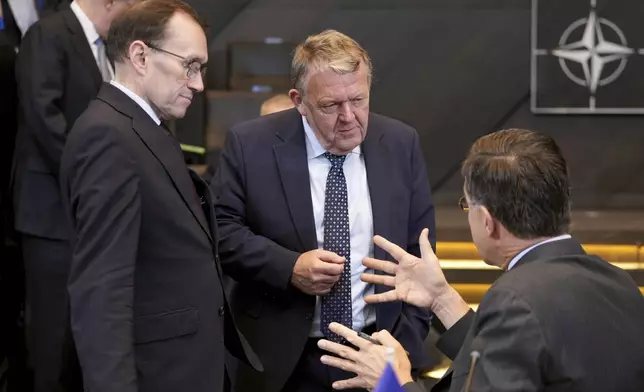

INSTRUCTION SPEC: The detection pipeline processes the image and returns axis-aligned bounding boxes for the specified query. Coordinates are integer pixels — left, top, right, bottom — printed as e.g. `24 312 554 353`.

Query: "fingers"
371 330 403 350
316 261 345 276
317 250 347 264
418 228 436 262
328 322 371 350
317 339 359 364
319 355 361 384
331 376 369 390
364 290 401 304
314 274 342 285
360 272 395 287
362 257 397 275
373 235 409 262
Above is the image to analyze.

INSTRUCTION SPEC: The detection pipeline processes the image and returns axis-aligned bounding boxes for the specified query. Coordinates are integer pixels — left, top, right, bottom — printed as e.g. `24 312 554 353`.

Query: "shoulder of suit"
229 107 300 139
36 8 68 31
488 252 634 304
369 112 416 132
22 9 68 42
368 112 419 143
69 100 130 140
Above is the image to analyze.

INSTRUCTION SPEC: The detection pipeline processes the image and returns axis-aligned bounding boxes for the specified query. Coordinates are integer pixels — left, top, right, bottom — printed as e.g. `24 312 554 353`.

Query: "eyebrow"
186 56 208 65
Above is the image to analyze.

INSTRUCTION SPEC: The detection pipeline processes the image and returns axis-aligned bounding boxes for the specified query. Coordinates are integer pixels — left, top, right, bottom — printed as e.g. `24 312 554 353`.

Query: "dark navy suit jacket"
213 108 437 392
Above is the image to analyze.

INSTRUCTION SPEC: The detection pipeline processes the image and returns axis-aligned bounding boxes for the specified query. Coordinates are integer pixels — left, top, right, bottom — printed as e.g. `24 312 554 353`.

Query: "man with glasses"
213 29 436 392
12 1 133 391
317 129 644 392
58 1 260 392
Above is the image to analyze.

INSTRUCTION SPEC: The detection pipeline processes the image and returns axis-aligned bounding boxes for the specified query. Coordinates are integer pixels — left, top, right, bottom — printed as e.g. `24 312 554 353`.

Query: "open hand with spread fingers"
361 228 452 310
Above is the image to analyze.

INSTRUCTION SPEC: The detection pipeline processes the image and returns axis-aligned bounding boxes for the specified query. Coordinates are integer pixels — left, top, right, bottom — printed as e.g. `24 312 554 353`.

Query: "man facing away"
59 1 260 391
318 129 644 392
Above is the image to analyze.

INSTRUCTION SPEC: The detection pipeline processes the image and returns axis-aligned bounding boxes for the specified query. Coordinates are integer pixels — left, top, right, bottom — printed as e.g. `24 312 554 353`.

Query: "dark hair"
106 0 205 63
461 129 571 239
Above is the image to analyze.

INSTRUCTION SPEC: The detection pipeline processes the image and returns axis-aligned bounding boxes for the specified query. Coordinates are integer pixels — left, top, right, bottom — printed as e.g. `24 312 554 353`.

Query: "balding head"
76 0 136 38
260 94 294 116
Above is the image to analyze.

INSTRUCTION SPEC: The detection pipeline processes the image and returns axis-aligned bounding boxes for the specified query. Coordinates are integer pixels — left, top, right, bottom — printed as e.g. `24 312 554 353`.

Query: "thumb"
372 330 404 351
317 250 346 264
418 228 436 263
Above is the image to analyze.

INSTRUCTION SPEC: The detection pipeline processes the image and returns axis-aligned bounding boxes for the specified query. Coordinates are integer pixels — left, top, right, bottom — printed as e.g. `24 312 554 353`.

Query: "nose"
187 74 205 93
338 101 356 122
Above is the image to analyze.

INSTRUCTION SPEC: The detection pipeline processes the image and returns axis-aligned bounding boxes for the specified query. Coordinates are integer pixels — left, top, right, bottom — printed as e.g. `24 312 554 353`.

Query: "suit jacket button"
305 313 313 320
218 306 225 316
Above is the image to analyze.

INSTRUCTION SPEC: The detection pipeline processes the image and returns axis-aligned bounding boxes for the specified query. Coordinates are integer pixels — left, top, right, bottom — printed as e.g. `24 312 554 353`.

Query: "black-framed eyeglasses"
145 42 207 80
459 196 469 212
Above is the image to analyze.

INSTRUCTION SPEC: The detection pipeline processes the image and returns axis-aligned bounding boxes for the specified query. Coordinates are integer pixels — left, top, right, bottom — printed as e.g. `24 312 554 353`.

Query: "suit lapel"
363 121 394 296
362 119 403 331
63 8 102 90
362 123 391 262
273 112 317 251
97 84 213 245
133 118 214 245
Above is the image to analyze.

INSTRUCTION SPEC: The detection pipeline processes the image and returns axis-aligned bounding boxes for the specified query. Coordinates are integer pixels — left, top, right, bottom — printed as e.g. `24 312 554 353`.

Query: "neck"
498 235 559 269
76 0 103 37
113 72 164 120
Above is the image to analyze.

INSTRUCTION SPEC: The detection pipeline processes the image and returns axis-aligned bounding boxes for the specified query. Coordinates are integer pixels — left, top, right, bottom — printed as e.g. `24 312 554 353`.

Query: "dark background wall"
186 0 644 209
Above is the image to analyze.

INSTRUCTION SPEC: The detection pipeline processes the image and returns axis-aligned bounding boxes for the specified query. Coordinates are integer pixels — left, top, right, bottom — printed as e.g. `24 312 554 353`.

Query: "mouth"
180 95 193 102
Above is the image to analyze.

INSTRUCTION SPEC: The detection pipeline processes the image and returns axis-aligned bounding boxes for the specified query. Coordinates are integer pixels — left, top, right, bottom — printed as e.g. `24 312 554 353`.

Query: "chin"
168 108 188 121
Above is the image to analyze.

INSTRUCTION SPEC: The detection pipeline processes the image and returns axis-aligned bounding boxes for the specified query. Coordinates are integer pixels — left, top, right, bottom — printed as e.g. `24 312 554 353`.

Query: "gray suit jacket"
407 238 644 392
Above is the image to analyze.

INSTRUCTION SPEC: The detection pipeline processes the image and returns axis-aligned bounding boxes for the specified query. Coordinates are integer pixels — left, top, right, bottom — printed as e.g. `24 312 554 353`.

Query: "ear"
481 206 499 239
128 40 148 75
289 88 307 116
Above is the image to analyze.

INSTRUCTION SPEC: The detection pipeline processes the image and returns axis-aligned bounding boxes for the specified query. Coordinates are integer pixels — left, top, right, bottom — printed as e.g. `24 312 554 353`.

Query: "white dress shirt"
303 116 376 337
7 0 39 36
506 234 572 270
110 80 161 125
70 1 114 79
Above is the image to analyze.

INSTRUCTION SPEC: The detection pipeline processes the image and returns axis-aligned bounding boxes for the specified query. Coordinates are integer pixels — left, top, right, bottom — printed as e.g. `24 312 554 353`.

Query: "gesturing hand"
317 322 413 390
361 228 451 309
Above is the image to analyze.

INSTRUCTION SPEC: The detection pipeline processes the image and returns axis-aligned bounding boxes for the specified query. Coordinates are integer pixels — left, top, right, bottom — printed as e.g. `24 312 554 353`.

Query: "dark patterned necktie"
320 152 352 343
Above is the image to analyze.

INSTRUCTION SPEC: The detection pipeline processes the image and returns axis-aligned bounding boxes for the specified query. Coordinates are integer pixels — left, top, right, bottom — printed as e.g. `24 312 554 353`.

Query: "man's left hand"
318 322 413 390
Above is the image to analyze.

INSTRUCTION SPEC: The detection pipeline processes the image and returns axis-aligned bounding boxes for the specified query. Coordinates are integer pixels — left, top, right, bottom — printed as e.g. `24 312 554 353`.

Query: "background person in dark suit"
319 129 644 392
11 1 133 391
59 1 260 391
1 2 71 390
213 29 436 392
0 23 29 392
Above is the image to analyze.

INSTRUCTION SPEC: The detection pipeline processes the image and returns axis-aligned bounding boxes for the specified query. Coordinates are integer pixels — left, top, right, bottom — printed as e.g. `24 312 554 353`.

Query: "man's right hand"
362 228 470 329
291 250 345 295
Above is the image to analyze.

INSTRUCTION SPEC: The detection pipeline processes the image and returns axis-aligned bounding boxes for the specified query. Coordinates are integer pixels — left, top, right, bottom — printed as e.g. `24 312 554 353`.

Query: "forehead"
305 63 370 99
162 12 208 61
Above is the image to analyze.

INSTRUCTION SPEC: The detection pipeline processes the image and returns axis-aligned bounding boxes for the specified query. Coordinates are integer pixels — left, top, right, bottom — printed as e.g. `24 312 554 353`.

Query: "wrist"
432 287 470 330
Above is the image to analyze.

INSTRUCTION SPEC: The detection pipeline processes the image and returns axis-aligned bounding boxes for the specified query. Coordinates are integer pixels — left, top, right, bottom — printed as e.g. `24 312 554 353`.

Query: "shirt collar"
70 1 100 46
109 80 161 126
506 234 572 271
302 116 361 160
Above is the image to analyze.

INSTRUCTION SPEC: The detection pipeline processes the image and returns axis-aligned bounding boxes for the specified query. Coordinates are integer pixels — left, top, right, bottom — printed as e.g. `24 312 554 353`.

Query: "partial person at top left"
0 0 70 50
11 1 135 391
